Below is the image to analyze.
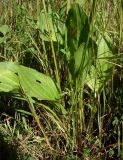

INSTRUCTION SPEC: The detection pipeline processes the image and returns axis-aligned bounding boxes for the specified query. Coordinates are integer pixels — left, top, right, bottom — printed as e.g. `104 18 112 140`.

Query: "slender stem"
78 86 84 133
67 0 70 14
37 0 40 18
97 94 102 148
118 125 121 157
27 96 52 149
41 0 61 91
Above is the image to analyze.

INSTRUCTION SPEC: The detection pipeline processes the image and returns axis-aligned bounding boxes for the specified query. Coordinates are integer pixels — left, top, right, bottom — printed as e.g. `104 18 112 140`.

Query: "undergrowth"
0 0 122 159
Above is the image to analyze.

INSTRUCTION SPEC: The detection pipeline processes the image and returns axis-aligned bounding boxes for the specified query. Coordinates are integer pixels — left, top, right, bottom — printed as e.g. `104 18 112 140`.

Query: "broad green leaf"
66 3 89 54
37 7 65 44
86 65 102 92
0 62 19 92
66 3 90 82
69 39 96 83
0 62 60 101
0 25 10 35
87 34 113 92
17 65 60 101
74 43 87 75
74 41 96 88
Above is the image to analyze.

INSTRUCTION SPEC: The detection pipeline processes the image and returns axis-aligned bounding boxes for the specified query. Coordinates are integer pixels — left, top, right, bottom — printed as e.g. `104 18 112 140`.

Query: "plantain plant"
0 0 122 159
0 1 114 147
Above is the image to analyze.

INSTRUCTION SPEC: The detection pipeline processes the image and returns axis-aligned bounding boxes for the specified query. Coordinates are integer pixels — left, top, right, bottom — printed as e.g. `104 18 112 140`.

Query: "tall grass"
0 0 122 159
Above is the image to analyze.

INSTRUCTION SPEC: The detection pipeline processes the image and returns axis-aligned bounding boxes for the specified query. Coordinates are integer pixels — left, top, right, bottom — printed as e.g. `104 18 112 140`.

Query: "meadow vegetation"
0 0 123 159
